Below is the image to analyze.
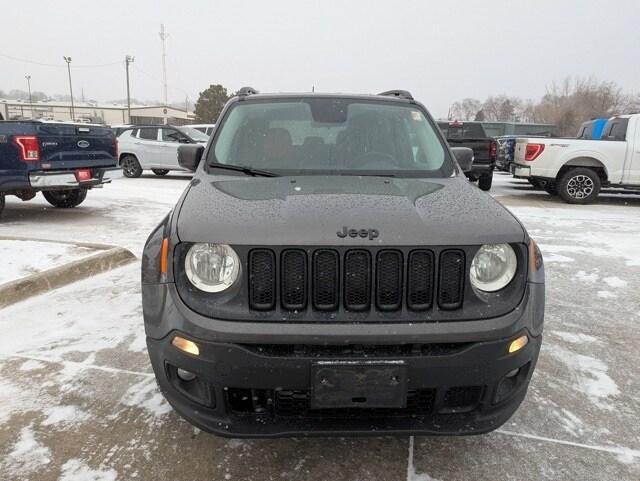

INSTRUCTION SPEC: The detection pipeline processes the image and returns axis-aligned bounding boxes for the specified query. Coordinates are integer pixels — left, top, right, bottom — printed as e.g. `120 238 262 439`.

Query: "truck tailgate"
36 123 117 169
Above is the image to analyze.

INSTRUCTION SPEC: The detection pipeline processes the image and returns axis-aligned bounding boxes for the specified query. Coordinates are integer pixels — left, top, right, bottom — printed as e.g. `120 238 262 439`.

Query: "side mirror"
178 144 204 172
451 147 474 173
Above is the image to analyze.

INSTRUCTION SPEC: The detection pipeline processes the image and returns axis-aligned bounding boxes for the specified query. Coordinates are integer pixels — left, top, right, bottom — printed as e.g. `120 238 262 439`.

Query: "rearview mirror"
178 144 204 172
451 147 474 173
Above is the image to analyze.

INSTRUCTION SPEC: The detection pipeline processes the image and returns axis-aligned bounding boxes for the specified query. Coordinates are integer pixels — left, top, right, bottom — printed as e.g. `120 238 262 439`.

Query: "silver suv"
118 125 208 177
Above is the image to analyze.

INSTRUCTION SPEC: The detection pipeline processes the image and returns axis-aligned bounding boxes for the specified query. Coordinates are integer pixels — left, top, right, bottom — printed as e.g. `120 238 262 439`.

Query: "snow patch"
542 253 574 263
118 377 172 418
1 425 51 475
551 330 599 344
548 345 619 409
42 405 90 426
59 459 118 481
603 276 627 289
19 359 46 371
0 240 96 285
597 291 617 299
572 270 599 284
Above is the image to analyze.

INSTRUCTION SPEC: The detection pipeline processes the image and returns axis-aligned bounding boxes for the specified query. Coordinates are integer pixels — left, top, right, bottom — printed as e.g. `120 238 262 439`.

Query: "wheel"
558 167 601 204
121 155 143 178
42 189 88 208
152 169 170 176
478 173 493 191
543 181 558 196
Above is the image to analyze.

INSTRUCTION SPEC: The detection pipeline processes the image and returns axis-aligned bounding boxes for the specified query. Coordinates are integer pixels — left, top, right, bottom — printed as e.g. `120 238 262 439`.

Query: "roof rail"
378 90 414 100
237 86 259 96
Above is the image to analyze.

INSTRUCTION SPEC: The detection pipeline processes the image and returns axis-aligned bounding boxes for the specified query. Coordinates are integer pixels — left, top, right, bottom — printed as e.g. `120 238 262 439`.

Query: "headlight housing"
470 244 517 292
185 243 240 292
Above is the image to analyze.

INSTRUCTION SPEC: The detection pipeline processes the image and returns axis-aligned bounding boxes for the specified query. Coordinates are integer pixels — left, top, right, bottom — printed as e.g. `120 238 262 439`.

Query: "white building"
0 99 195 125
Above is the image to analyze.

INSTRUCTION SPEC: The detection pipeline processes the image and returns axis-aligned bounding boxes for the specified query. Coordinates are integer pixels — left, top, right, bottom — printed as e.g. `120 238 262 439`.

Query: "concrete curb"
0 240 137 309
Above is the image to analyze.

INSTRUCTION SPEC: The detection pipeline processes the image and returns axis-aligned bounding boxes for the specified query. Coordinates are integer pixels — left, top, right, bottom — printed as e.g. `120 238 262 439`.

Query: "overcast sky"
2 0 638 118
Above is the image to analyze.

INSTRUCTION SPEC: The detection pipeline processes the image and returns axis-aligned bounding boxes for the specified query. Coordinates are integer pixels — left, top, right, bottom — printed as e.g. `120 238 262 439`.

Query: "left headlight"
185 243 240 292
470 244 517 292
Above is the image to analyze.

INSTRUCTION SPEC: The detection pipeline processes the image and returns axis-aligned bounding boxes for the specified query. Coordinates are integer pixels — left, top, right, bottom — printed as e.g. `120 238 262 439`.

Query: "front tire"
478 173 493 191
152 169 170 176
121 155 143 178
558 167 601 204
42 189 88 208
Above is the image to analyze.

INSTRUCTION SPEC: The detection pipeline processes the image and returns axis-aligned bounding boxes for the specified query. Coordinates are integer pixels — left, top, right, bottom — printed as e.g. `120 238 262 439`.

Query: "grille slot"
313 250 339 310
407 250 434 310
376 250 403 311
281 250 307 310
344 250 371 311
438 250 465 310
248 249 276 310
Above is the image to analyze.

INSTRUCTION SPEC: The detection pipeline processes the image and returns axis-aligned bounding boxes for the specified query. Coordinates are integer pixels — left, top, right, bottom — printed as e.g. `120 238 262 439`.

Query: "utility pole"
159 24 169 124
125 55 135 123
63 56 75 120
25 75 33 119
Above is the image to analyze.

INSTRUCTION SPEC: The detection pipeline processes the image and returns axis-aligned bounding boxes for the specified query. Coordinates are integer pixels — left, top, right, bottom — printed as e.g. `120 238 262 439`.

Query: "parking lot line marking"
3 353 155 378
497 429 640 460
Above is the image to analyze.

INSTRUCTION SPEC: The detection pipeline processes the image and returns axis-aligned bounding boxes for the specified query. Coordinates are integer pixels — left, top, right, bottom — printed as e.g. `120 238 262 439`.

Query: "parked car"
190 124 216 136
437 121 497 190
117 125 209 177
110 124 134 137
576 118 608 140
141 88 544 437
512 114 640 203
0 120 118 215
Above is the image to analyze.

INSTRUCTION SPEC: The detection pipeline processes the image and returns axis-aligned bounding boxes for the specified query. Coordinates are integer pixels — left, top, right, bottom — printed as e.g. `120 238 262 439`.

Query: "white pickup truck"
511 114 640 203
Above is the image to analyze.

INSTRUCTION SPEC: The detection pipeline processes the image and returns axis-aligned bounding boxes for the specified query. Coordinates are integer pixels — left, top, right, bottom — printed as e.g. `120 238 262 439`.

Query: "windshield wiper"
209 162 279 177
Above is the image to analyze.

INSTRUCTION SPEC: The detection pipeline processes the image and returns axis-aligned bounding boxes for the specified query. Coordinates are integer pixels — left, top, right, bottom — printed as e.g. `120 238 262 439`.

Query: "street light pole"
25 75 33 119
125 55 135 123
63 56 75 120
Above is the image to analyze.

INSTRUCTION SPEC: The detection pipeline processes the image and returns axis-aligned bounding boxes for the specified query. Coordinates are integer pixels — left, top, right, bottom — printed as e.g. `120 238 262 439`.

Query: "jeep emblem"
77 140 90 148
337 226 379 240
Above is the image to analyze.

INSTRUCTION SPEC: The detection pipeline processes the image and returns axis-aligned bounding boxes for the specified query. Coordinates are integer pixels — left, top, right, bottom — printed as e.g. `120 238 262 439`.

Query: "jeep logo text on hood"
337 226 379 240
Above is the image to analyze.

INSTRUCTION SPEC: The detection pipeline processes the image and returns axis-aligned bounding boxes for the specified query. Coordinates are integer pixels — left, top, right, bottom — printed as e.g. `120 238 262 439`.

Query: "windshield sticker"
411 111 423 121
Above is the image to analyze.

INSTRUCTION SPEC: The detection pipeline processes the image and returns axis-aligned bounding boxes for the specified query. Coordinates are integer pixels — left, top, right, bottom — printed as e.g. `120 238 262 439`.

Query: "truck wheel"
121 155 143 178
478 173 493 191
543 181 558 196
42 189 88 208
558 168 601 204
152 169 170 176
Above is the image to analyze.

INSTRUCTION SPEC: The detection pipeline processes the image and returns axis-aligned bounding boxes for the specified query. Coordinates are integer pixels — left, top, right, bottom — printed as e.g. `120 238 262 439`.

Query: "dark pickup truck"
437 121 496 191
0 121 118 216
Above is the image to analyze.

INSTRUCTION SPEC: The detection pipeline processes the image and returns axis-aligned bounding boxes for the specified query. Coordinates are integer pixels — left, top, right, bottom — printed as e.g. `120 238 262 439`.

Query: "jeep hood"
176 175 525 246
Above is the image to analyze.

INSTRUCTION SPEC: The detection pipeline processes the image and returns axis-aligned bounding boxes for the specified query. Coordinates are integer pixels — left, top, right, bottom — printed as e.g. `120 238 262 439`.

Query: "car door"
159 127 188 169
136 127 162 168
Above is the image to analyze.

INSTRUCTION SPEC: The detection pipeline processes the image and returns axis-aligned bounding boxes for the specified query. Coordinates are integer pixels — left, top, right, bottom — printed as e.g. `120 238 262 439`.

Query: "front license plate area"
311 362 407 409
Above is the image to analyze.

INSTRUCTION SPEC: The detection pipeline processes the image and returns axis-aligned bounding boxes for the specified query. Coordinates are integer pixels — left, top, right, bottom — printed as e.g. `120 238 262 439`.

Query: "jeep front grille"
248 247 465 312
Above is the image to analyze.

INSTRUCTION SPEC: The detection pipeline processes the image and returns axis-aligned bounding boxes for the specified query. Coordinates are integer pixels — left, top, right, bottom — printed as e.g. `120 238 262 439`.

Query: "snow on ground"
0 173 639 481
0 239 98 285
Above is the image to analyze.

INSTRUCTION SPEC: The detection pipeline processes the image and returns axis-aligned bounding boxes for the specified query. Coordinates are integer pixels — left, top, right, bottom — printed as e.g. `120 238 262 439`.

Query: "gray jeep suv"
141 89 544 437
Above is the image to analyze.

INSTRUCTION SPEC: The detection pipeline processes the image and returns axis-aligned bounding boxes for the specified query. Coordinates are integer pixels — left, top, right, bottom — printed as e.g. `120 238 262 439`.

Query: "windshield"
179 126 210 142
209 98 453 177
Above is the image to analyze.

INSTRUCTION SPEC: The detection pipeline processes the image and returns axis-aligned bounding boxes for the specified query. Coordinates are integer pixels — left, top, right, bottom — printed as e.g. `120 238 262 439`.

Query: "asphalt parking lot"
1 172 639 481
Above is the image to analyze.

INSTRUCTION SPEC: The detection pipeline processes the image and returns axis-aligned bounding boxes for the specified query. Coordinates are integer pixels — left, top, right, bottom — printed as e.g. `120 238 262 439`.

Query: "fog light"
177 368 196 381
172 336 200 356
508 335 528 354
505 368 520 378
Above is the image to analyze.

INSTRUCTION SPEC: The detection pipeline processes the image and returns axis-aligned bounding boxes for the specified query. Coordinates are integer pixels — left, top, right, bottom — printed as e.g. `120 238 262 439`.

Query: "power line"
0 52 122 68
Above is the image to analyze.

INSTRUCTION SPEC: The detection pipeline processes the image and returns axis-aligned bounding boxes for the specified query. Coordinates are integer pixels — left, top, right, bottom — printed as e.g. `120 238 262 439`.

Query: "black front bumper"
147 330 541 437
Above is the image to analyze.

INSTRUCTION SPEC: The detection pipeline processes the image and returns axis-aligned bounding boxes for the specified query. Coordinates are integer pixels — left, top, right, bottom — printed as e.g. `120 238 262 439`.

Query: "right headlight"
185 243 240 292
470 244 517 292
